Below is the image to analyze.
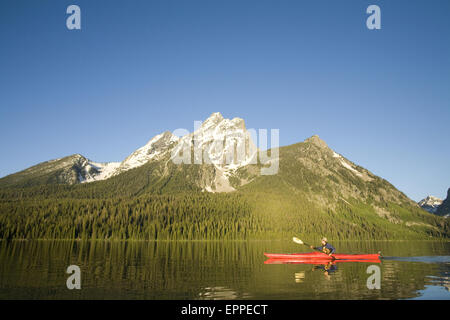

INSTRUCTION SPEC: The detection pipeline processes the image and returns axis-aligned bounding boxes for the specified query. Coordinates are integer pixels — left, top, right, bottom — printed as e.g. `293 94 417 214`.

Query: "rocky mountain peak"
418 195 443 214
304 135 329 149
230 117 246 130
70 153 87 161
201 112 225 129
170 113 258 192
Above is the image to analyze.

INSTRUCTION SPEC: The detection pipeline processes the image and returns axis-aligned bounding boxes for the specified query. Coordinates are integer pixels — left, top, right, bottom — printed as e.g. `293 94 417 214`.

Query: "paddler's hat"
321 237 328 242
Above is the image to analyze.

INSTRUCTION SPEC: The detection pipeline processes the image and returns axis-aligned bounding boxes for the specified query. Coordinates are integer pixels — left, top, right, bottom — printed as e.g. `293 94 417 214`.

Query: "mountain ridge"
0 112 434 208
0 112 261 192
0 112 448 240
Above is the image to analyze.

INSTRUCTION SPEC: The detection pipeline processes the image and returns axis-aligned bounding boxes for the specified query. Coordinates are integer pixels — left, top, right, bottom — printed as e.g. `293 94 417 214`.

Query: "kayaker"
310 237 336 257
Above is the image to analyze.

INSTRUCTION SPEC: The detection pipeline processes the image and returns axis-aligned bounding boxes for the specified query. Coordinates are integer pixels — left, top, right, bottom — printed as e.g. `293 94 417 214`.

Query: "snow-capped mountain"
86 113 256 188
0 113 260 188
418 196 443 214
0 112 396 193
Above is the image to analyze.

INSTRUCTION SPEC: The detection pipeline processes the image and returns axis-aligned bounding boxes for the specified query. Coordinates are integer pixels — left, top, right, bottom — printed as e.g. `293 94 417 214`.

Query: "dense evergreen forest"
0 194 255 240
0 191 448 240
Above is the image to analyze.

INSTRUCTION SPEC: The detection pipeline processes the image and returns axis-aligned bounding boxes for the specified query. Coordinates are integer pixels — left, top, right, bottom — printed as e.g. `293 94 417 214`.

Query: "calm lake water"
0 240 448 300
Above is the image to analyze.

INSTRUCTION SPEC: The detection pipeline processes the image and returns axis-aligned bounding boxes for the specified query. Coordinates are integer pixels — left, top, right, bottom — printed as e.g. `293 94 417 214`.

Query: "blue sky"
0 0 449 201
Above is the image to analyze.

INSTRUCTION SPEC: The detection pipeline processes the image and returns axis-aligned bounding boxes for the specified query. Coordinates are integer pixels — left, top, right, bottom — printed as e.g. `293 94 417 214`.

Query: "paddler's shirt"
314 243 336 254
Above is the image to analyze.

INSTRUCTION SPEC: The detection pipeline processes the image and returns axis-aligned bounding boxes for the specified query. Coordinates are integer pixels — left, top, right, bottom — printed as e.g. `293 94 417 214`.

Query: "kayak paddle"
292 237 312 248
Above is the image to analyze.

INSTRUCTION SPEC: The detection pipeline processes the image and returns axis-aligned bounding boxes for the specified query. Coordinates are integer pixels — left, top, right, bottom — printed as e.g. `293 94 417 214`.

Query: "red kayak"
264 258 381 265
264 251 381 261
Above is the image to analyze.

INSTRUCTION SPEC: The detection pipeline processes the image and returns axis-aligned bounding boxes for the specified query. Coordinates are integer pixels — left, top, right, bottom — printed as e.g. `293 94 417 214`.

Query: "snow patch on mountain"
81 161 121 183
331 151 363 177
340 160 362 177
